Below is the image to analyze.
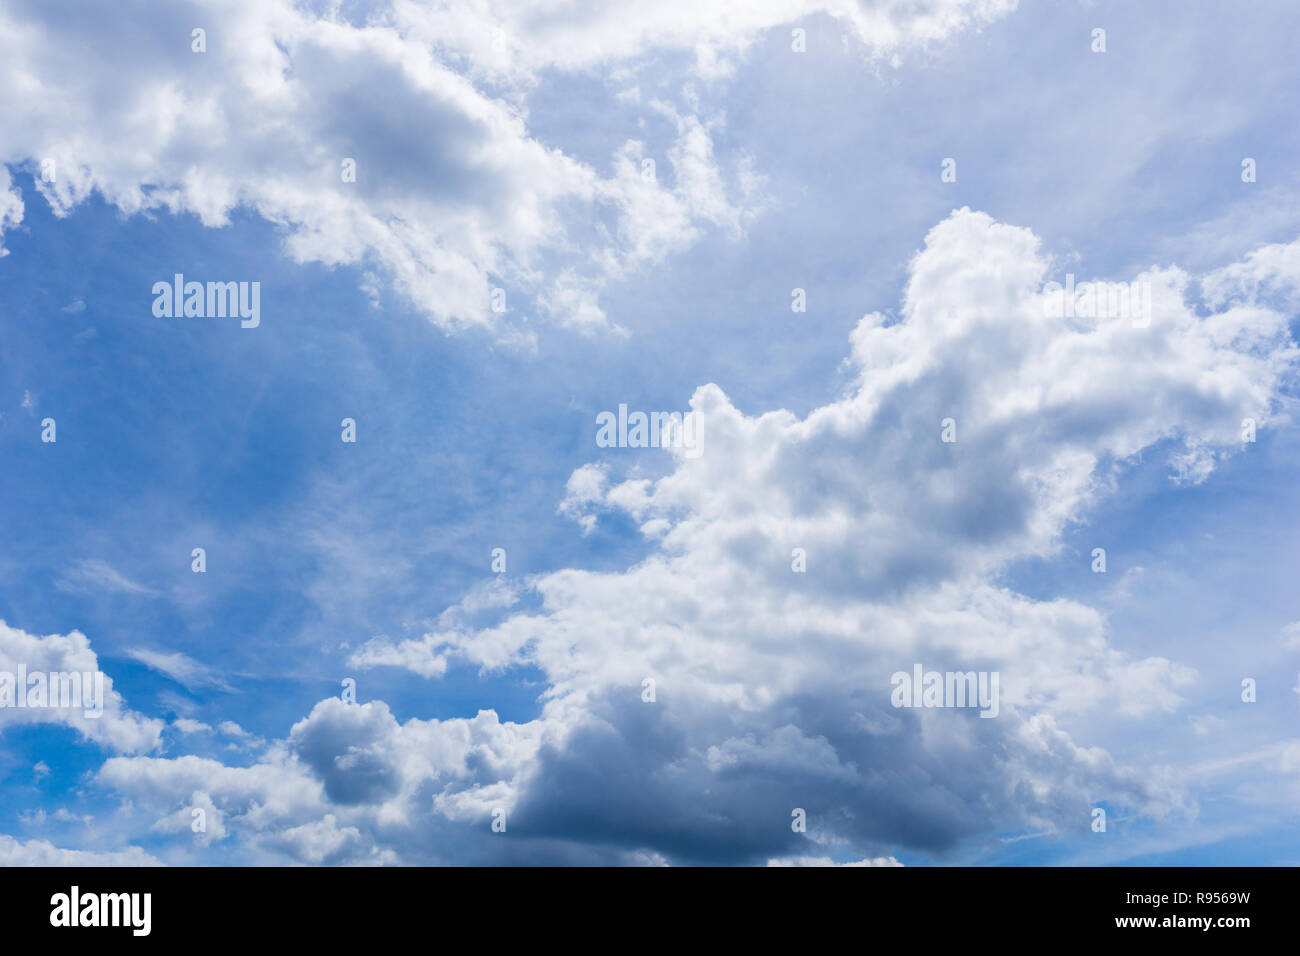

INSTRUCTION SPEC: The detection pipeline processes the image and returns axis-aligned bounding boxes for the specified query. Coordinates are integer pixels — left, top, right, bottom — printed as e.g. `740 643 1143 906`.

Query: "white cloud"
347 634 449 679
151 790 226 847
0 0 1016 338
1189 715 1226 737
55 559 157 597
1202 236 1300 312
0 165 21 257
558 462 609 534
0 834 161 866
172 717 213 734
394 0 1019 79
127 648 234 692
0 620 164 754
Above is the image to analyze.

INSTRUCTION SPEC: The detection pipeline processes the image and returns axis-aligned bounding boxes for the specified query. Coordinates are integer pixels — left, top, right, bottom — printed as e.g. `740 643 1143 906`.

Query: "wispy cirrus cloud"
126 648 235 693
55 559 157 597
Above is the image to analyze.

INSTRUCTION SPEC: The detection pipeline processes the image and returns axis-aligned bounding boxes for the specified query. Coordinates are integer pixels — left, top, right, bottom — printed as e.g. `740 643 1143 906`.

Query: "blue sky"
1 0 1299 865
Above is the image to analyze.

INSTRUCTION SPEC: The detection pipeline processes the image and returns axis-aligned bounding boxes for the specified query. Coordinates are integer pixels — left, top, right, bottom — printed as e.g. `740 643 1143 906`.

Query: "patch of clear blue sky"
2 0 1299 862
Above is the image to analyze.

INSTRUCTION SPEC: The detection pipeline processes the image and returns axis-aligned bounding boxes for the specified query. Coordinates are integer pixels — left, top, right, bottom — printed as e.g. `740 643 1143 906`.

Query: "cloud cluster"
0 0 1015 337
72 208 1298 864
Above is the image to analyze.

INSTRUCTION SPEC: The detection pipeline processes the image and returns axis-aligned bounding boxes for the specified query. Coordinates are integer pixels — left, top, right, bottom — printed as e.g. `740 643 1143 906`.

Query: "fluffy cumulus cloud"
69 210 1298 864
0 0 1014 337
0 620 164 754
